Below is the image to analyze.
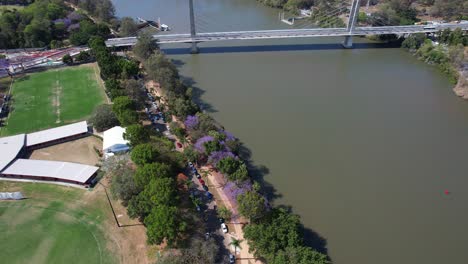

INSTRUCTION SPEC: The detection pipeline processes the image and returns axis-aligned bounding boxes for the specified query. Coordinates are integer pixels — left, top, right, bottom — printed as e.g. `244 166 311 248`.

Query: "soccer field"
0 182 116 264
1 64 105 136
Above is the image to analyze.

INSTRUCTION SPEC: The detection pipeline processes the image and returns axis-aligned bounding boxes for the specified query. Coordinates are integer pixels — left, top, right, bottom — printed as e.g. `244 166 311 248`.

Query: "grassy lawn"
1 65 105 136
0 182 117 264
0 5 24 11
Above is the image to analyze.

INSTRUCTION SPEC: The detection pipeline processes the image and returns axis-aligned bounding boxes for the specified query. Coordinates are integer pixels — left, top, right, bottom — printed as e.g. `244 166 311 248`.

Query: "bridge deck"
105 24 468 47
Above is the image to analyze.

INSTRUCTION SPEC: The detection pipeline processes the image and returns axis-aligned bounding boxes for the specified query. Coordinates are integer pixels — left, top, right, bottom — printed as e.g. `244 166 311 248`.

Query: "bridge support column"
190 42 199 54
342 0 360 49
342 36 353 48
189 0 199 54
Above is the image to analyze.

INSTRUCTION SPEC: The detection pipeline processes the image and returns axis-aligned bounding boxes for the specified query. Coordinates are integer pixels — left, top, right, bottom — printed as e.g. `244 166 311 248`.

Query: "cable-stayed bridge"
105 0 468 52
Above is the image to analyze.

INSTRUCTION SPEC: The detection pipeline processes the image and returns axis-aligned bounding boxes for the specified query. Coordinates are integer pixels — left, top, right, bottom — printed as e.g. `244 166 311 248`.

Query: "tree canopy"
131 144 159 166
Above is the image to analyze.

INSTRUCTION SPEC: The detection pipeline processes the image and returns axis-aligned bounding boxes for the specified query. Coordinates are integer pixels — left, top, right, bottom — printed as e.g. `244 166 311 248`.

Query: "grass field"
1 64 105 136
0 182 116 264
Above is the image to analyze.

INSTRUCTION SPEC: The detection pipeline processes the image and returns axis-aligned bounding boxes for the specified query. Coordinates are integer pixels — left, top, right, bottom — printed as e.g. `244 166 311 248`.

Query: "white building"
103 126 130 158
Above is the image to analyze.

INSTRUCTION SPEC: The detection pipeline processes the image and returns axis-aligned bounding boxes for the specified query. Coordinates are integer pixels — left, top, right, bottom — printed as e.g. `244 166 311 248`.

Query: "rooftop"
26 121 88 147
103 126 129 152
2 159 99 184
0 134 25 171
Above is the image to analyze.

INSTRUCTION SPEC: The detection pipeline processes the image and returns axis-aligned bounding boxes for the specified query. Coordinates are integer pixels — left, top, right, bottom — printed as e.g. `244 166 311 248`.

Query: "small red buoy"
444 190 450 195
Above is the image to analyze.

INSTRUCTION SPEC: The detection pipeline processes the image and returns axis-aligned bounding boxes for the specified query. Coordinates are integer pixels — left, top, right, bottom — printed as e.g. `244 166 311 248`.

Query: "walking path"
202 165 262 264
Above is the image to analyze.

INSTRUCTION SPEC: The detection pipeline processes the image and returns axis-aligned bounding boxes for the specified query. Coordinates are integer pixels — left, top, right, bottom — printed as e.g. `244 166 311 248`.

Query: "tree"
218 206 233 221
157 237 219 264
448 44 465 68
184 146 200 163
401 33 427 50
118 109 139 126
229 163 249 182
217 157 241 175
75 51 91 62
118 58 139 79
123 79 145 107
112 96 135 115
229 238 243 253
131 144 159 166
110 164 139 206
119 17 138 37
124 124 150 146
203 140 223 155
145 205 186 245
144 177 177 206
89 104 119 132
62 54 73 65
237 191 267 222
133 31 159 60
273 246 330 264
243 208 305 262
112 96 139 126
134 162 172 188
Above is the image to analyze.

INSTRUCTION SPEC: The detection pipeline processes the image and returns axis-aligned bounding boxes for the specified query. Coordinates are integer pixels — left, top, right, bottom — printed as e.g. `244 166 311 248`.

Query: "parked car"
218 218 225 223
176 142 182 148
205 192 213 200
196 205 201 212
188 161 194 168
205 232 210 240
229 254 236 263
202 185 209 191
198 179 205 185
221 223 228 233
196 173 201 179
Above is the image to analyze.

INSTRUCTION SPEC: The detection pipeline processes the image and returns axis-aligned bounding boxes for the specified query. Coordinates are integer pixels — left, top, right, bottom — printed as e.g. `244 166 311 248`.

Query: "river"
112 1 468 263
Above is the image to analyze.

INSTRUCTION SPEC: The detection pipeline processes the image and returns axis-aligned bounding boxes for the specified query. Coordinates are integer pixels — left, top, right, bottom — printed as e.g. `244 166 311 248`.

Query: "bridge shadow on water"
163 41 401 55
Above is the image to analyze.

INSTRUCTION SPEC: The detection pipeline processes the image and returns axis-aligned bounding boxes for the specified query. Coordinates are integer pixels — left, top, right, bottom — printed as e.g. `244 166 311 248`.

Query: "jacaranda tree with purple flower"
184 115 198 130
194 135 214 153
208 151 236 166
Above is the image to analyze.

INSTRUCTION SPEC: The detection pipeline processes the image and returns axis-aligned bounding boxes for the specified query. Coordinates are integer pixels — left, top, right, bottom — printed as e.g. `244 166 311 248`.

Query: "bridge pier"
190 42 199 54
342 36 353 49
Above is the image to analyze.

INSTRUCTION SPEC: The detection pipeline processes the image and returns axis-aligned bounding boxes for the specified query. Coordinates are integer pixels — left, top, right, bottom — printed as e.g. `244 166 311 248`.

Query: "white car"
221 223 228 233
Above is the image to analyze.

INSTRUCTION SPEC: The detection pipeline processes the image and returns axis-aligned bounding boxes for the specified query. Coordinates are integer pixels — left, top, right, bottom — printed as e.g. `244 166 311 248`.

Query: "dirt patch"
51 79 62 124
83 177 154 264
29 136 102 166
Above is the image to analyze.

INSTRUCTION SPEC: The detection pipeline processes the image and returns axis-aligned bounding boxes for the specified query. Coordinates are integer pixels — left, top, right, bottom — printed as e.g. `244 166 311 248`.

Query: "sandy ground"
29 136 102 166
202 165 262 264
90 177 158 264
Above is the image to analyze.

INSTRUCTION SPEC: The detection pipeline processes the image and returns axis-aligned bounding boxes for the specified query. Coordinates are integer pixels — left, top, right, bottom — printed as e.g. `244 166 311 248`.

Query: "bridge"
105 0 468 53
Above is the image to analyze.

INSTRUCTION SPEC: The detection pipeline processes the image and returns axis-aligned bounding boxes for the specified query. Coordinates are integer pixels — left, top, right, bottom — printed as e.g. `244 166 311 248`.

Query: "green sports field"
1 65 105 136
0 182 116 264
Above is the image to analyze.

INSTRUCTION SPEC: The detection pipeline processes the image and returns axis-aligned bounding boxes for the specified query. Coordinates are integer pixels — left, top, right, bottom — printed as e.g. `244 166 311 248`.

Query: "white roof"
0 134 25 171
26 121 88 147
2 159 99 184
103 126 129 152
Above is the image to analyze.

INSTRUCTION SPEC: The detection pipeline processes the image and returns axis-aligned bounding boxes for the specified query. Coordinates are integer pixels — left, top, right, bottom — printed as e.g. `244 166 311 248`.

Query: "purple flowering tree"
221 130 236 142
208 151 236 166
67 12 82 22
184 115 198 130
223 181 252 209
194 135 214 153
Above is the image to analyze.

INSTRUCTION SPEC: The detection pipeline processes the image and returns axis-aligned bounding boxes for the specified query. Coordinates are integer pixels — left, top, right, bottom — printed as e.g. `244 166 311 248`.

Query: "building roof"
26 121 88 147
0 134 25 171
2 159 99 184
103 126 129 152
